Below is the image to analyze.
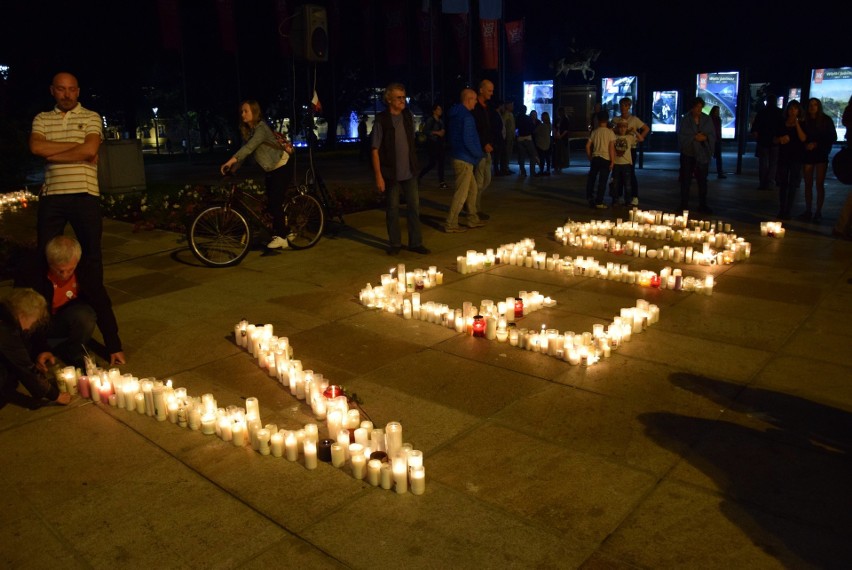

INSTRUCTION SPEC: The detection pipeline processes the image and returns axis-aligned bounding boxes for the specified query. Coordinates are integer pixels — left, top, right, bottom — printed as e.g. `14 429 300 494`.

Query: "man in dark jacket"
15 235 125 369
371 83 430 255
471 79 494 219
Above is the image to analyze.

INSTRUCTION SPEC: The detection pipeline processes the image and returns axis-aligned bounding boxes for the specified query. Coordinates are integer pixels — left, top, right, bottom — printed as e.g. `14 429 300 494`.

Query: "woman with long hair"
799 98 837 222
775 100 807 219
220 100 295 248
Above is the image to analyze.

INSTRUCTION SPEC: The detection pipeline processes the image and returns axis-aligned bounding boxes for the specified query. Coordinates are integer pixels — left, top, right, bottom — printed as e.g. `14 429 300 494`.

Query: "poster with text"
651 90 678 132
809 67 851 141
697 72 738 139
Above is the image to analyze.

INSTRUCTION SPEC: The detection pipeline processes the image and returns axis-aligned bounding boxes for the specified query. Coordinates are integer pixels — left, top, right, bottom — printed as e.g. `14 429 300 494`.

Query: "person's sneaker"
467 220 486 228
439 182 449 189
387 246 402 255
409 245 431 255
477 212 490 220
595 203 608 209
444 224 467 233
631 197 639 206
267 236 290 249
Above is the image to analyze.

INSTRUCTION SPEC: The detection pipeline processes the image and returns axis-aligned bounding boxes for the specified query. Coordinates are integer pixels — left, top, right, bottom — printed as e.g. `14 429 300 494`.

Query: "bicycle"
187 169 337 267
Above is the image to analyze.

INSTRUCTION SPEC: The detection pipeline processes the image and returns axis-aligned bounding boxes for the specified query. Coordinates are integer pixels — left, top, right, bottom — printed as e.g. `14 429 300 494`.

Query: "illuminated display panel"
601 76 638 121
697 72 739 139
651 90 678 133
523 81 553 120
809 67 851 141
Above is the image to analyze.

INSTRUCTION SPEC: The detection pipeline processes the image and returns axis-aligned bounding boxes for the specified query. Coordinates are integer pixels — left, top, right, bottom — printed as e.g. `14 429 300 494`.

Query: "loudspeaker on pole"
291 4 328 62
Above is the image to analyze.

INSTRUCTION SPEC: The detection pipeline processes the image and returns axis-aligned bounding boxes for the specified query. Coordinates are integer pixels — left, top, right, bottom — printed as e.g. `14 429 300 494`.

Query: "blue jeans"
385 177 423 248
586 157 611 204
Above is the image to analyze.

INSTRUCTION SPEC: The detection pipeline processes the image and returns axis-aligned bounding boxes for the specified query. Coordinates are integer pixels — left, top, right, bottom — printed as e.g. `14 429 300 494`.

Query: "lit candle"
392 455 408 494
350 444 366 480
380 462 393 490
410 465 426 495
303 439 318 469
201 412 217 435
367 459 382 486
285 431 299 461
330 443 346 468
256 428 271 455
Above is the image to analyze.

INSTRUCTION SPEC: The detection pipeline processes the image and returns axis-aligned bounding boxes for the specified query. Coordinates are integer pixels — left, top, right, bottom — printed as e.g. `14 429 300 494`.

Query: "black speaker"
291 4 328 62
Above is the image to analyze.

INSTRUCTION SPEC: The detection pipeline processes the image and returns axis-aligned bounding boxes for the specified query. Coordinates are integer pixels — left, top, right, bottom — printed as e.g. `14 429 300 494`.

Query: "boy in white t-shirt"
611 119 633 206
585 111 615 208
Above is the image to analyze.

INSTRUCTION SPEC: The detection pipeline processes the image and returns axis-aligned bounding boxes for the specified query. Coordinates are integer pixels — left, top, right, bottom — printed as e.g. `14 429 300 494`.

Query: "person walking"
471 79 495 219
445 89 485 233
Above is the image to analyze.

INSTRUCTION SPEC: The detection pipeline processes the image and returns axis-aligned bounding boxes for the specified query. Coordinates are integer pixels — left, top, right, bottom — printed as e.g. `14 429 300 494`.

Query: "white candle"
303 440 318 470
269 431 283 457
285 431 299 462
201 413 217 435
385 422 403 458
350 444 366 480
232 422 247 447
256 428 271 455
392 455 408 494
331 443 346 468
380 463 393 490
134 392 146 414
367 459 382 486
410 465 426 495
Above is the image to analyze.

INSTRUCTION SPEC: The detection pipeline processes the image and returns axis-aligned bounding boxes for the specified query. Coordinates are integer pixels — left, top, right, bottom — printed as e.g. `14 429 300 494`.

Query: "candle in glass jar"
303 439 318 469
392 455 408 494
330 443 346 468
410 465 426 495
367 459 382 486
285 431 299 461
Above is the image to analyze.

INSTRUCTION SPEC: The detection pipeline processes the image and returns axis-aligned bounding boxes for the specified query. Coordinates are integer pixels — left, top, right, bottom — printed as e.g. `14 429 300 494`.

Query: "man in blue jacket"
445 88 485 232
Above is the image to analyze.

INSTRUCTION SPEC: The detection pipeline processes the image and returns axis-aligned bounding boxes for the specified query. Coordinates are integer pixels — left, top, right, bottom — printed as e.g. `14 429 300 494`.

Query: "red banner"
449 13 469 74
384 0 407 67
157 0 182 52
505 19 524 73
480 19 498 70
216 0 237 54
275 0 292 57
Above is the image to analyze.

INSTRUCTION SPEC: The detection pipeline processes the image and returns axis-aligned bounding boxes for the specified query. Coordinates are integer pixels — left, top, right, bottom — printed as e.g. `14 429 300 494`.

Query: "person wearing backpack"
220 100 295 249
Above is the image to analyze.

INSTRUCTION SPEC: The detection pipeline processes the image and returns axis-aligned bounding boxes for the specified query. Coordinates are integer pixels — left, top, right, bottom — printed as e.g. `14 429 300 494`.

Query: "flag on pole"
311 90 322 113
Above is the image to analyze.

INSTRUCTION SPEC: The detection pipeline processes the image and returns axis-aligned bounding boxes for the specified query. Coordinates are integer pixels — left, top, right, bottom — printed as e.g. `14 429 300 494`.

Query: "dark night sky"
1 0 848 128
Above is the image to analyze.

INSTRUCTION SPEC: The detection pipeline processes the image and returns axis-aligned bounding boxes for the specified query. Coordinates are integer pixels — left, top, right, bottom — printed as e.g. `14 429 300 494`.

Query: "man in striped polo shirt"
29 72 104 277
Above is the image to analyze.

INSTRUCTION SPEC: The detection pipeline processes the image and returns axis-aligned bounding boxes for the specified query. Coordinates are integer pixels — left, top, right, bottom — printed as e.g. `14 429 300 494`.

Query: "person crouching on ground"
16 235 125 370
1 288 71 407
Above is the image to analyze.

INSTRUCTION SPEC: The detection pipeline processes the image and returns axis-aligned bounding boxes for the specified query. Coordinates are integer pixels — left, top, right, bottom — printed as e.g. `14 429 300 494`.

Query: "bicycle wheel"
187 205 252 267
283 193 324 249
